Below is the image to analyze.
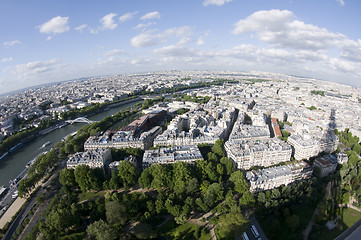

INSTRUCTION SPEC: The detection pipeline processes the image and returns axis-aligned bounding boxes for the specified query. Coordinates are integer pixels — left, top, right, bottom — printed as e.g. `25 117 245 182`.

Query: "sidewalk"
0 197 26 229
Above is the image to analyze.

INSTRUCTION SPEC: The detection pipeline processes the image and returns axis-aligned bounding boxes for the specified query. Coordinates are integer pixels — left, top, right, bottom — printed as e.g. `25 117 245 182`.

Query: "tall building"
142 145 203 168
225 138 292 170
246 161 312 192
66 149 112 169
287 133 338 160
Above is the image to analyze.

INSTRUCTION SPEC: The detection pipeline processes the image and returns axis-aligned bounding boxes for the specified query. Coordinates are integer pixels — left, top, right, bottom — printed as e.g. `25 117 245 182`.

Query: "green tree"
139 167 153 189
229 171 248 193
87 219 117 240
286 214 300 232
117 161 138 188
74 165 92 192
220 157 235 176
186 178 199 194
239 191 255 208
212 139 225 157
108 170 120 190
59 168 76 189
203 183 224 208
173 162 191 194
150 164 172 190
105 201 128 225
353 143 361 155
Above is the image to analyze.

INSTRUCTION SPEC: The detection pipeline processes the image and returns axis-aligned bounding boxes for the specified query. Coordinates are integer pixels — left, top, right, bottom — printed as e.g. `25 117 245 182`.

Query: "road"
1 167 61 240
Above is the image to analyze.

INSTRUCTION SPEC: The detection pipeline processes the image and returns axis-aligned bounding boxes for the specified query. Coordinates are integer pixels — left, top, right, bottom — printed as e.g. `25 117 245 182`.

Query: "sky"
1 0 361 94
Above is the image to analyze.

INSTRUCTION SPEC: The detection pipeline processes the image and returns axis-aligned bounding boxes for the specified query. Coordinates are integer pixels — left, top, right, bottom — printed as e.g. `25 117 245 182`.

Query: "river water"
0 100 141 187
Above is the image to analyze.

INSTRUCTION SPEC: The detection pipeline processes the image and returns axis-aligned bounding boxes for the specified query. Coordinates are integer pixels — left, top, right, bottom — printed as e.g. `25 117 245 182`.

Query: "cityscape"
0 70 360 239
1 1 361 240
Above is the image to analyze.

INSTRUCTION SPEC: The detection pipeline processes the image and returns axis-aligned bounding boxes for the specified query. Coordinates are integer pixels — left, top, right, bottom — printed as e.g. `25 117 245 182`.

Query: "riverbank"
0 99 142 187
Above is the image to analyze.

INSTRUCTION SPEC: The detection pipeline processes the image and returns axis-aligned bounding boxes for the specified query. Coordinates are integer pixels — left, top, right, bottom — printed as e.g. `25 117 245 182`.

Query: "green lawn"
78 190 105 202
310 207 361 240
342 208 361 228
159 220 211 240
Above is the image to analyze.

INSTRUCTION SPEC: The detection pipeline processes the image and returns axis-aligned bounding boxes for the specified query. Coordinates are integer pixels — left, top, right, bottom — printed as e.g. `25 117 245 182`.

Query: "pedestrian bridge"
66 117 95 124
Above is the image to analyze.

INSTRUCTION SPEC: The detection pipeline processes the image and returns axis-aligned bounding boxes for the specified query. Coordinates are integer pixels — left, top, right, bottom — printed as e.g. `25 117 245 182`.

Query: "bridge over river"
65 117 96 124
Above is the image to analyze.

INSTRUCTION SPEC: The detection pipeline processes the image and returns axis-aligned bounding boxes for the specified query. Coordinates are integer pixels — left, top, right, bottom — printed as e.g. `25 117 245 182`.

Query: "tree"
173 162 191 194
239 191 255 208
150 164 172 190
353 143 361 155
105 201 128 225
108 170 120 190
229 171 248 193
59 168 76 189
257 192 266 204
139 167 153 188
87 219 117 240
74 165 92 192
215 211 247 239
286 214 300 232
203 183 224 208
186 178 199 194
220 157 235 176
118 161 138 188
212 139 225 157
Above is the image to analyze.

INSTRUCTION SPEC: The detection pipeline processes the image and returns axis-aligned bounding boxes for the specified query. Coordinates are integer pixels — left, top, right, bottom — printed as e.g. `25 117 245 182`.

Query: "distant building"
84 126 162 150
271 118 282 137
142 145 203 168
313 154 338 177
154 106 235 146
287 133 338 160
229 124 270 140
246 161 312 192
225 138 292 170
108 155 137 171
67 149 112 169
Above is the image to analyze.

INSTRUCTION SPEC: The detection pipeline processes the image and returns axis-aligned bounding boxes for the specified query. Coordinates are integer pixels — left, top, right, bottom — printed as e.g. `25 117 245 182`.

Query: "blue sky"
1 0 361 94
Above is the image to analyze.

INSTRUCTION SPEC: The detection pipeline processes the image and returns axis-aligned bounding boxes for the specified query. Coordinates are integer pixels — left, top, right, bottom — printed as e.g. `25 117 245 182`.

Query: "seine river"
0 100 141 187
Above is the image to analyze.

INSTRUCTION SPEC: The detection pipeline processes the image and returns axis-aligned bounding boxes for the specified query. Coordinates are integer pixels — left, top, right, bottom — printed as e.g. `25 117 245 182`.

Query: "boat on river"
40 141 51 149
9 143 23 152
0 152 8 161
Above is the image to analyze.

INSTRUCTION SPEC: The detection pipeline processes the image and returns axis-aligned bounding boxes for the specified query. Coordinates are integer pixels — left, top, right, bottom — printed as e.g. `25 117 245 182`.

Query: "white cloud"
131 31 162 48
131 58 151 65
329 58 355 72
9 59 63 77
134 22 156 29
154 45 197 57
103 49 126 56
1 57 13 63
340 39 361 62
337 0 345 6
38 16 70 34
119 12 138 22
203 0 232 6
100 13 118 30
232 9 345 50
131 26 193 48
140 11 160 20
197 37 205 45
75 24 87 32
3 40 21 47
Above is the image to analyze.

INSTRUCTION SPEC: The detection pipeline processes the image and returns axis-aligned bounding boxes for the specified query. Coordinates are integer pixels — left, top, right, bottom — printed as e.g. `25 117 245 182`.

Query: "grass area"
310 207 361 240
78 191 105 202
162 221 211 240
60 232 86 240
342 208 361 228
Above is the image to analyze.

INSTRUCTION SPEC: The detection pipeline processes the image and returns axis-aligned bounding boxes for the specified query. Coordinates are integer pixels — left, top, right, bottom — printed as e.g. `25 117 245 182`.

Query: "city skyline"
1 0 361 94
